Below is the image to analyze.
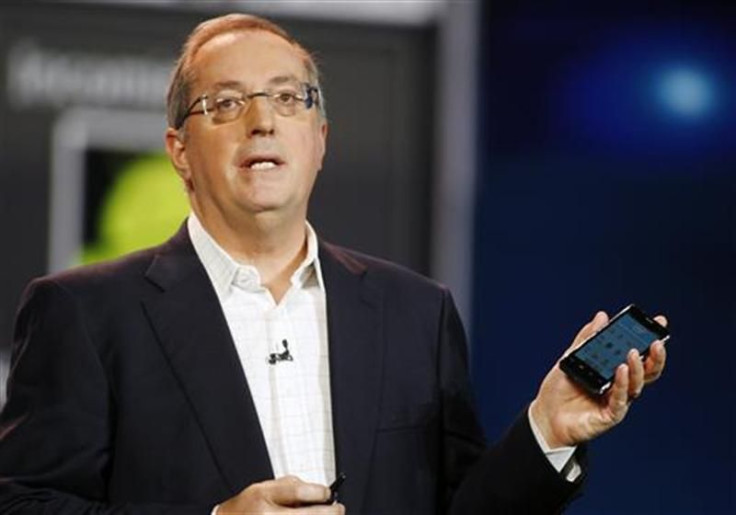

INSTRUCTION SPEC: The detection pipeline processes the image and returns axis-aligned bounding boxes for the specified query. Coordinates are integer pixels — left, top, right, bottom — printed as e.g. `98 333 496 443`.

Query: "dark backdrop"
473 2 734 513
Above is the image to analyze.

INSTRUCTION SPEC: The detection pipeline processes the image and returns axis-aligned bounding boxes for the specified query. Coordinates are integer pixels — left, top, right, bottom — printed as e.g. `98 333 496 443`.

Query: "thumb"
565 311 609 356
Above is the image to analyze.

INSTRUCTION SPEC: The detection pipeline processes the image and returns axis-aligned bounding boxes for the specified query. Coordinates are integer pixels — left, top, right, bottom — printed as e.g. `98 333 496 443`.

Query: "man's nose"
243 96 275 136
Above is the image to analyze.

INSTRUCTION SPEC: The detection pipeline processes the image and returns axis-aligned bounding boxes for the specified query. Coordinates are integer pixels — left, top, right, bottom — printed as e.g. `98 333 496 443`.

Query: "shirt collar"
187 213 324 302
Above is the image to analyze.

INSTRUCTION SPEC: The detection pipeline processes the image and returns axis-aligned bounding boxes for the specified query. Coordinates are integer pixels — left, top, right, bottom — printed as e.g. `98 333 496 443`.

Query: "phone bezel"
559 304 669 395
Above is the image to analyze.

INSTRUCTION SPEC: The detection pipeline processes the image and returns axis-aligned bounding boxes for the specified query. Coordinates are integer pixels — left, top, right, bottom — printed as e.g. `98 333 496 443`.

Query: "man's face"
168 30 327 226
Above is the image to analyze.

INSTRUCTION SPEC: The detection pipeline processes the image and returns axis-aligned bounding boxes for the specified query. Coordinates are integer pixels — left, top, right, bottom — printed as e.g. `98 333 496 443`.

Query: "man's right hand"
217 475 345 514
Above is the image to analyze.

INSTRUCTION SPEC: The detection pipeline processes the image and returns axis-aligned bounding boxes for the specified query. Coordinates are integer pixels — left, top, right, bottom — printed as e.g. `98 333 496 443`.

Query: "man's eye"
214 97 241 111
273 91 298 105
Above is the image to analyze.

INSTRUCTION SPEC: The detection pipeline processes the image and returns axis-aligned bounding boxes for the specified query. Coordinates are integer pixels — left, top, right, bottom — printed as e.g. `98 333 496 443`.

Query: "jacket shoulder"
31 245 160 294
320 241 450 300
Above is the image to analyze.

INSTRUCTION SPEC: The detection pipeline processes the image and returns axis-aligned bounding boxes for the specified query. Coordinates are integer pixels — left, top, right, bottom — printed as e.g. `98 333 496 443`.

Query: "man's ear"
165 127 193 191
316 120 328 169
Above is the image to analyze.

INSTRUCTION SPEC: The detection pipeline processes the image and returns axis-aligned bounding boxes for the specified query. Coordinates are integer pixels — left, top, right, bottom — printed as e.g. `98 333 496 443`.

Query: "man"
0 13 667 514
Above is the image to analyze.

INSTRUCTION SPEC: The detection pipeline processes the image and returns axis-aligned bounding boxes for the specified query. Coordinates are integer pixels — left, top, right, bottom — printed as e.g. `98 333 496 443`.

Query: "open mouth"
242 156 284 170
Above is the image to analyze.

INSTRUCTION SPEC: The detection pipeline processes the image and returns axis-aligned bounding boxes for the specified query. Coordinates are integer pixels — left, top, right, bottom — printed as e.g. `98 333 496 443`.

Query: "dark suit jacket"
0 226 583 514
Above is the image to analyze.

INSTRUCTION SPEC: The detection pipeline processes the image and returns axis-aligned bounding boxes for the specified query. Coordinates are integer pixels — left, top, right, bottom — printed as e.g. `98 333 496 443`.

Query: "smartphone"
559 304 669 395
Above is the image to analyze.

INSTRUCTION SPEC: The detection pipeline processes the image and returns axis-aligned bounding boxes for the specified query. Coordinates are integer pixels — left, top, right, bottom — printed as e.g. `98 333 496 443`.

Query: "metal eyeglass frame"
176 83 320 129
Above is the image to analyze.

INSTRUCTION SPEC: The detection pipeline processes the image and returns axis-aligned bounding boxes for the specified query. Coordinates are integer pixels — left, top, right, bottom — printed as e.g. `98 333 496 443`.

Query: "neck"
194 207 308 303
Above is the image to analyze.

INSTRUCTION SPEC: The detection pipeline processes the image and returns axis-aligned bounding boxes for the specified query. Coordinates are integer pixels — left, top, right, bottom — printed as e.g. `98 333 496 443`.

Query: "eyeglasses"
177 82 320 128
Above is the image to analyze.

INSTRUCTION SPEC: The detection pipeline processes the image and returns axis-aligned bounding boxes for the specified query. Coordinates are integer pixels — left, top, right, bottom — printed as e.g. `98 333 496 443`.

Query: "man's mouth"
242 156 284 170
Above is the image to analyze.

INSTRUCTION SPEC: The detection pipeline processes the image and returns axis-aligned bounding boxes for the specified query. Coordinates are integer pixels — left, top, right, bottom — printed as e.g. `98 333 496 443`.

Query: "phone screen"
573 311 662 379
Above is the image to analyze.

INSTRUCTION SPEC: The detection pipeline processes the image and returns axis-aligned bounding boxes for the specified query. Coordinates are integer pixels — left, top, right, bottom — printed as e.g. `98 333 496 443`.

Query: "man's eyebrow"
268 74 305 86
211 80 244 90
208 75 305 91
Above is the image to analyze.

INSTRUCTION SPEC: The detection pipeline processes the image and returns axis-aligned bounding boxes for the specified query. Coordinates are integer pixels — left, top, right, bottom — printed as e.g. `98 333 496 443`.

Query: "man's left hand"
530 311 668 449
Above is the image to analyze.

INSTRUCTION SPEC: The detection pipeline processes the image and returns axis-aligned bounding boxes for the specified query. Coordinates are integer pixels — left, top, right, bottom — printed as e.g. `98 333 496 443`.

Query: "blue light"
658 68 714 118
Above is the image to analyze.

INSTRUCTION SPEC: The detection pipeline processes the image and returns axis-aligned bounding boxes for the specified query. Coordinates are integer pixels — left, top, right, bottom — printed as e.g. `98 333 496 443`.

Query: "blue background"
473 2 734 513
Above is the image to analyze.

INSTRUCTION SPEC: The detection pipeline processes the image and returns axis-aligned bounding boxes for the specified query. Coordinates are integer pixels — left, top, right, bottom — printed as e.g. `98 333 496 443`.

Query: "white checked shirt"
188 214 336 486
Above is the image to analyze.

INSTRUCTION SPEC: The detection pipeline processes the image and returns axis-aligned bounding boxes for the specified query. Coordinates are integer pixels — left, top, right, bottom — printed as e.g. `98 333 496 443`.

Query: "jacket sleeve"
0 279 210 515
437 289 585 514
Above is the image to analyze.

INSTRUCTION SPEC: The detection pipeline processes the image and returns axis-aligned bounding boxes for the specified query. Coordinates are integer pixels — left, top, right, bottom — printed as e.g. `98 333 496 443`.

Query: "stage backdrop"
472 2 734 514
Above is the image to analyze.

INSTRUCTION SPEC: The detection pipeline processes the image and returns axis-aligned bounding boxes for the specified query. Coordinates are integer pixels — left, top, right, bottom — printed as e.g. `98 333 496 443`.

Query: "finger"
643 340 667 384
653 314 668 328
627 349 645 399
267 476 330 506
567 311 609 354
300 502 347 514
607 364 630 424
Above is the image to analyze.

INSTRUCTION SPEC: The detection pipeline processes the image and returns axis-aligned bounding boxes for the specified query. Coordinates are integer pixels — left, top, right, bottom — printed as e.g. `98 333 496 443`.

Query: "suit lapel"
142 227 273 494
320 243 384 512
140 228 386 508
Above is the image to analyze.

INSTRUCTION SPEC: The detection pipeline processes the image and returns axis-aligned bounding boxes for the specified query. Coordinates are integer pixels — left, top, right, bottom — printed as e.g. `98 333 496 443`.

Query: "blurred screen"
81 150 188 265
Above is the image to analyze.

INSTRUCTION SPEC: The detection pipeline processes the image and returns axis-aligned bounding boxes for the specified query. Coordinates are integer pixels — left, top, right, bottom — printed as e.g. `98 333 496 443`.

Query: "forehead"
191 30 309 89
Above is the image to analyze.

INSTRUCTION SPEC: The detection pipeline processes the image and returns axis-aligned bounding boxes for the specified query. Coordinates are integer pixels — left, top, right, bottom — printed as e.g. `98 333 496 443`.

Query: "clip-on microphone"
268 339 293 365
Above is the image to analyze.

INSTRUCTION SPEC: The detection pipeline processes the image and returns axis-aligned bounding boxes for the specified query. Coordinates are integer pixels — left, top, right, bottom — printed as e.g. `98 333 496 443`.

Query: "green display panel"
81 152 189 265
